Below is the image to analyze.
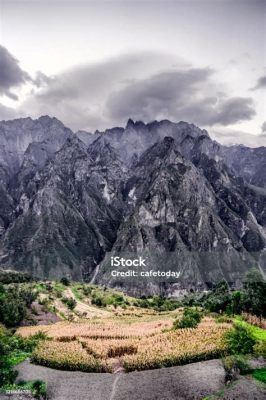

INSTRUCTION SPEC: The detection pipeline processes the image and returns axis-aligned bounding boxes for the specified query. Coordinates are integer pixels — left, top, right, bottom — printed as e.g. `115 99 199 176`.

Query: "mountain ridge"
0 115 265 295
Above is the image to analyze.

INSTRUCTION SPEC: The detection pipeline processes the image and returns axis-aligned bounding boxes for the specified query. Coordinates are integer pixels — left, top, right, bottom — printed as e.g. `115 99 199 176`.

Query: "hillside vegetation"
0 270 265 399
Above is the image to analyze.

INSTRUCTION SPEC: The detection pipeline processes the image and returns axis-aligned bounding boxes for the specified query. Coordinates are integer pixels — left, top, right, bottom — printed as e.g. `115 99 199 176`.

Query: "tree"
230 291 243 315
205 279 231 313
173 307 203 329
243 269 266 317
60 277 70 286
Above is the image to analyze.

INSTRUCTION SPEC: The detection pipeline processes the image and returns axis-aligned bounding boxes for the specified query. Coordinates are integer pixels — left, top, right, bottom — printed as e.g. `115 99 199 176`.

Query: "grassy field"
233 317 266 341
252 368 266 384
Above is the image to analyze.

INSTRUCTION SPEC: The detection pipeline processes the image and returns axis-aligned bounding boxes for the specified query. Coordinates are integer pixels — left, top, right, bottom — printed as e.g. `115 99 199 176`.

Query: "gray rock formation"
96 136 265 296
0 116 265 295
221 145 266 188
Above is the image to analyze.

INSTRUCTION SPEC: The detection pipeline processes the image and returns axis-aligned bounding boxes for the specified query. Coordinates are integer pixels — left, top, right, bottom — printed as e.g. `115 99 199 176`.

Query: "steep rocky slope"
0 116 265 295
96 137 265 295
222 145 266 188
1 134 126 279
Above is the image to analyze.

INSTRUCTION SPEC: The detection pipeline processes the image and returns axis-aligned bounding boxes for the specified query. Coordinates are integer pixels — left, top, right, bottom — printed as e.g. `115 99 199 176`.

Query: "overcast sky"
0 0 265 146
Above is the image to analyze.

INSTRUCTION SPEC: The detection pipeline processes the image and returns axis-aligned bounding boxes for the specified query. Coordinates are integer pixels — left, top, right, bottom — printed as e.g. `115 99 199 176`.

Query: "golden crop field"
17 318 173 339
18 316 231 373
31 340 101 372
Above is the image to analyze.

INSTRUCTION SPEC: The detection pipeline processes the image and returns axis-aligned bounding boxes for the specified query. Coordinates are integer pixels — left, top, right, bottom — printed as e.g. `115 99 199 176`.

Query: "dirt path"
12 359 227 400
64 288 110 318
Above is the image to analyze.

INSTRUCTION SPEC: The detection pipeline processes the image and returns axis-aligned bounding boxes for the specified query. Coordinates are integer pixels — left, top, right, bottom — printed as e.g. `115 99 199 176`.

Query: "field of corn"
17 316 231 372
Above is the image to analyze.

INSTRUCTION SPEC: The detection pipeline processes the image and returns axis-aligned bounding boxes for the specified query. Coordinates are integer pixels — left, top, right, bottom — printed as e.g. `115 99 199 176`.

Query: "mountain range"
0 116 265 296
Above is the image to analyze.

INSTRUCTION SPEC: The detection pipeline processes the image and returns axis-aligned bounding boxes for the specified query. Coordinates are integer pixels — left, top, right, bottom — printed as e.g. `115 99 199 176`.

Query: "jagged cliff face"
222 145 266 188
0 116 72 240
1 133 126 280
0 116 265 295
0 116 72 175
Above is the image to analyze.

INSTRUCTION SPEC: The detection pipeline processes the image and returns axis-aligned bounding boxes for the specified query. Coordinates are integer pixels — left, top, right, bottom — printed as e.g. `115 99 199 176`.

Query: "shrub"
91 292 128 308
31 379 47 399
83 287 92 296
0 327 18 386
0 326 48 387
224 324 256 354
0 367 18 387
216 315 233 324
60 277 70 286
134 296 180 311
62 297 76 310
0 271 33 284
1 325 46 355
0 285 37 327
253 341 266 358
0 380 47 399
92 296 104 307
173 308 203 329
22 332 48 353
223 355 250 382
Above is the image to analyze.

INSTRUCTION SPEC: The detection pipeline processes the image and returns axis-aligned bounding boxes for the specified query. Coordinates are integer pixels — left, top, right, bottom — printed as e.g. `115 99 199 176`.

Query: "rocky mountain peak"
36 115 63 127
88 135 120 164
137 136 181 169
76 130 99 147
126 118 135 129
0 115 265 295
0 115 73 178
125 118 146 130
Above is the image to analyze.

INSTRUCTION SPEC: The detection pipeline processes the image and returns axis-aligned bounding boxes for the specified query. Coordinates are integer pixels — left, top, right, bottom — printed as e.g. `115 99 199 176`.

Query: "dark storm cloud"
0 46 31 99
107 68 214 119
19 53 256 130
208 97 256 126
251 75 266 90
106 70 256 127
21 52 181 130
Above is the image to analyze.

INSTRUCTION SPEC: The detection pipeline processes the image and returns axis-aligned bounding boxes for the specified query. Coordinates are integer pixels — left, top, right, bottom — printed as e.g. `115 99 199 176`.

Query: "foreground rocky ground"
207 375 266 400
0 358 264 400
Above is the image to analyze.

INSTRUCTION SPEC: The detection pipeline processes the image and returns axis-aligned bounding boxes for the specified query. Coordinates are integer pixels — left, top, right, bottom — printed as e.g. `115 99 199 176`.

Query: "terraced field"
17 316 231 373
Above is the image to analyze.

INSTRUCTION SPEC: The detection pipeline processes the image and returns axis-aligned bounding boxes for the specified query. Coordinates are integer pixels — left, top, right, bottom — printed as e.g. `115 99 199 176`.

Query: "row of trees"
189 269 266 317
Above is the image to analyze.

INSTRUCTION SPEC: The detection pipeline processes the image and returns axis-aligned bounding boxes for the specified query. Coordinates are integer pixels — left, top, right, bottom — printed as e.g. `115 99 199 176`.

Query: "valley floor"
0 358 261 400
18 358 224 400
1 279 266 399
